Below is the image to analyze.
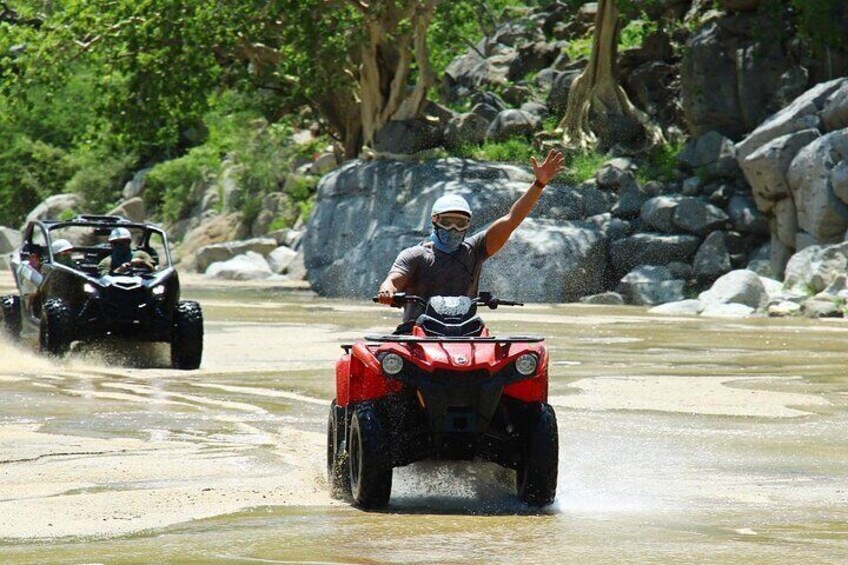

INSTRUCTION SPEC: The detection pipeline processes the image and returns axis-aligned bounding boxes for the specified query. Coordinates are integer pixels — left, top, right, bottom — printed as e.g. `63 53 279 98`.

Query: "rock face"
23 193 83 226
736 78 848 275
303 159 610 301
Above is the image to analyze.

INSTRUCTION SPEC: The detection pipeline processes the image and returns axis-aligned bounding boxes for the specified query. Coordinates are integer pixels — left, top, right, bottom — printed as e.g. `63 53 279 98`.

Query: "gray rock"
784 242 848 294
311 151 339 176
768 301 801 317
609 233 701 277
726 194 768 235
205 251 273 281
611 183 649 219
304 158 608 301
832 160 848 204
677 131 741 179
374 118 443 155
195 237 279 273
801 298 842 319
444 113 489 150
0 227 22 254
739 128 820 213
821 83 848 132
693 231 732 282
24 193 83 226
649 299 705 316
616 265 685 306
786 128 848 242
672 197 730 236
546 70 581 115
681 176 702 196
268 246 298 274
122 168 151 200
107 197 146 223
641 195 685 233
486 109 540 143
736 77 847 160
698 269 768 310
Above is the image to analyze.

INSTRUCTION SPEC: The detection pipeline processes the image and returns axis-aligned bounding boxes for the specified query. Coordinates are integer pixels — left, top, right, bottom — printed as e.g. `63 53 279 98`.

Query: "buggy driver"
377 149 564 329
98 227 155 276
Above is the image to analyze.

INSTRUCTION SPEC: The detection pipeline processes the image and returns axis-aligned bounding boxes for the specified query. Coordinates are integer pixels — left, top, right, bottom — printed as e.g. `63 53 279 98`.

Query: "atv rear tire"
327 399 351 499
517 402 558 506
171 300 203 370
39 298 73 356
349 402 392 509
1 295 21 341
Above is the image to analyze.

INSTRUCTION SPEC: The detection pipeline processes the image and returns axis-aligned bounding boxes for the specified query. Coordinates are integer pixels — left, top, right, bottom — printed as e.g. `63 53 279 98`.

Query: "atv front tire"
171 300 203 370
349 402 392 509
1 295 21 341
327 399 351 499
40 298 73 356
517 402 558 506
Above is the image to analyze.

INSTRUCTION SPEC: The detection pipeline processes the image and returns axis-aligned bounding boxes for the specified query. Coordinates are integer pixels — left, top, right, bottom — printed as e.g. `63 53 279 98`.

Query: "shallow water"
1 278 847 563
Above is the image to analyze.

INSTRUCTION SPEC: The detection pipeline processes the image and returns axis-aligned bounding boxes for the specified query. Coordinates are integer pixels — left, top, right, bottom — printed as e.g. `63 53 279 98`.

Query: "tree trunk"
356 0 438 152
559 0 663 151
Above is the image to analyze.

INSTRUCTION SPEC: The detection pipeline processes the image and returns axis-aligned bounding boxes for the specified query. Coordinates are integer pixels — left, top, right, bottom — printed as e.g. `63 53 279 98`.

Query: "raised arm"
485 149 564 256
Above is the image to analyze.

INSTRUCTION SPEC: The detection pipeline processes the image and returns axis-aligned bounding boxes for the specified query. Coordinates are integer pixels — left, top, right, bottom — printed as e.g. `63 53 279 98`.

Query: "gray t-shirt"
389 231 489 322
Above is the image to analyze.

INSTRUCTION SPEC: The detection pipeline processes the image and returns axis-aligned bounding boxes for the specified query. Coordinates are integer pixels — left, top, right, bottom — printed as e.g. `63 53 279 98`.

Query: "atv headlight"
381 353 404 376
515 353 538 376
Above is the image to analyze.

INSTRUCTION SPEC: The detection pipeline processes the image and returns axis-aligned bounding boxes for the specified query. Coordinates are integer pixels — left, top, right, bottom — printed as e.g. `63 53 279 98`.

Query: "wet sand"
1 272 847 562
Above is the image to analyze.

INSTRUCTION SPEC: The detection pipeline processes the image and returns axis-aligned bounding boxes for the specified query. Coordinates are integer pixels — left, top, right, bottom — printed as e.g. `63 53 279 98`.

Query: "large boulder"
24 193 83 226
698 269 768 310
736 77 848 160
609 233 701 277
205 251 273 281
616 265 685 306
786 128 848 243
0 227 22 254
303 158 605 301
194 237 279 273
107 197 146 223
784 242 848 294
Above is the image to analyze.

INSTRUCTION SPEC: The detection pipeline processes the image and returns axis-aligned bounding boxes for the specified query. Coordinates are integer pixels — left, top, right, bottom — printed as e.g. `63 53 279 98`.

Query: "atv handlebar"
372 292 523 309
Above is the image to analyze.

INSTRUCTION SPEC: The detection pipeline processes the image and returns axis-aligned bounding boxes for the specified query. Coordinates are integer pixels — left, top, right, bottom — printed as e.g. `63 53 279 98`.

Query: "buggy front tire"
1 294 21 341
40 298 73 356
349 402 392 509
171 300 203 370
516 402 559 506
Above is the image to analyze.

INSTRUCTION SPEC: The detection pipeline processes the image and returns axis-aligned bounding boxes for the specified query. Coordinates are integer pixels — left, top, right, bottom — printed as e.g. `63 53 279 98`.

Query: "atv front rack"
363 334 543 343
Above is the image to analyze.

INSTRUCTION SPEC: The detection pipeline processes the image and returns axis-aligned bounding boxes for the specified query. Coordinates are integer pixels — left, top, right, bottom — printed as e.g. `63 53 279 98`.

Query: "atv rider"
377 149 565 331
98 227 155 276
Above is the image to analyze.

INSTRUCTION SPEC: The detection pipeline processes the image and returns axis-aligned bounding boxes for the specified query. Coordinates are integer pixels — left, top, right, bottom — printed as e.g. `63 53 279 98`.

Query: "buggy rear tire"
39 298 73 356
349 402 392 509
516 402 558 506
1 295 21 341
171 300 203 370
327 399 351 499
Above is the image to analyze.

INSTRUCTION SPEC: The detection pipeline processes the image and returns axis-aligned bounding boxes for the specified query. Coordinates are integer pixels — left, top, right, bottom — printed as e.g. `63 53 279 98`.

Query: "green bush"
637 142 683 184
562 150 606 184
145 145 219 223
65 146 137 213
451 138 536 162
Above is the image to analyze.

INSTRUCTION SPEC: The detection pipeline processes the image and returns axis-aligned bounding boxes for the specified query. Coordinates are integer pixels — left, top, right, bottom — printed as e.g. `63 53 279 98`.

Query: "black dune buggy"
1 214 203 369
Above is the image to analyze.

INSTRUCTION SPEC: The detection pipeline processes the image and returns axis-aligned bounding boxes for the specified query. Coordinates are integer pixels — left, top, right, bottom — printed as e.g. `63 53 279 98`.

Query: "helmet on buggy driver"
108 227 132 242
51 239 73 255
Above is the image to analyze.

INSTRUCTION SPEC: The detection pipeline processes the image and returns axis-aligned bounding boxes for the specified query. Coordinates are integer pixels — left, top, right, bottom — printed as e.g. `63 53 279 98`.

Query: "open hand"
530 149 565 186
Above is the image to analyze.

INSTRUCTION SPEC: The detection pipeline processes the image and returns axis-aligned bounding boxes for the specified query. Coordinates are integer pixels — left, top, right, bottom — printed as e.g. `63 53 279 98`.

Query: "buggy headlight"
515 353 538 376
152 284 166 297
83 283 98 295
381 353 404 376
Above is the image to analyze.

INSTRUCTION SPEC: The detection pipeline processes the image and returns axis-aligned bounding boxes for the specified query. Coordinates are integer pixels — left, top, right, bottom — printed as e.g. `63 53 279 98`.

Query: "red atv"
327 292 558 509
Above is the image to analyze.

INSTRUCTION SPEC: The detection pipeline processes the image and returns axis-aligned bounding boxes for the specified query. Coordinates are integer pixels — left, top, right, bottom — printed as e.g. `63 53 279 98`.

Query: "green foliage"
65 145 137 213
564 36 593 61
791 0 847 51
145 146 219 223
620 19 656 50
0 132 76 226
637 142 683 184
449 139 536 162
562 150 607 184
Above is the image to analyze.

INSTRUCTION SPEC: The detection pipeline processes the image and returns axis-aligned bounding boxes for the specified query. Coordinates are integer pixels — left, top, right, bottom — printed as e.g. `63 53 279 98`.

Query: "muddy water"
1 276 847 563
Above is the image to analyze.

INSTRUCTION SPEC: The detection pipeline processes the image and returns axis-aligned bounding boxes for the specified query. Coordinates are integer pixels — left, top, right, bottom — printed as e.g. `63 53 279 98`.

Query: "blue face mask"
430 227 466 253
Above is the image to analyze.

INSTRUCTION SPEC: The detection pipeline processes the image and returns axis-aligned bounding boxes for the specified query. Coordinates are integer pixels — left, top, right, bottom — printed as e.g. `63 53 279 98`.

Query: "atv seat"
415 296 485 337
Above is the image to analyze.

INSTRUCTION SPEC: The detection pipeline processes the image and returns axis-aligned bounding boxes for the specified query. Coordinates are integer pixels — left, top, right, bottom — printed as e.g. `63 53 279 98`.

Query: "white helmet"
51 239 73 255
431 194 472 217
108 227 132 242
